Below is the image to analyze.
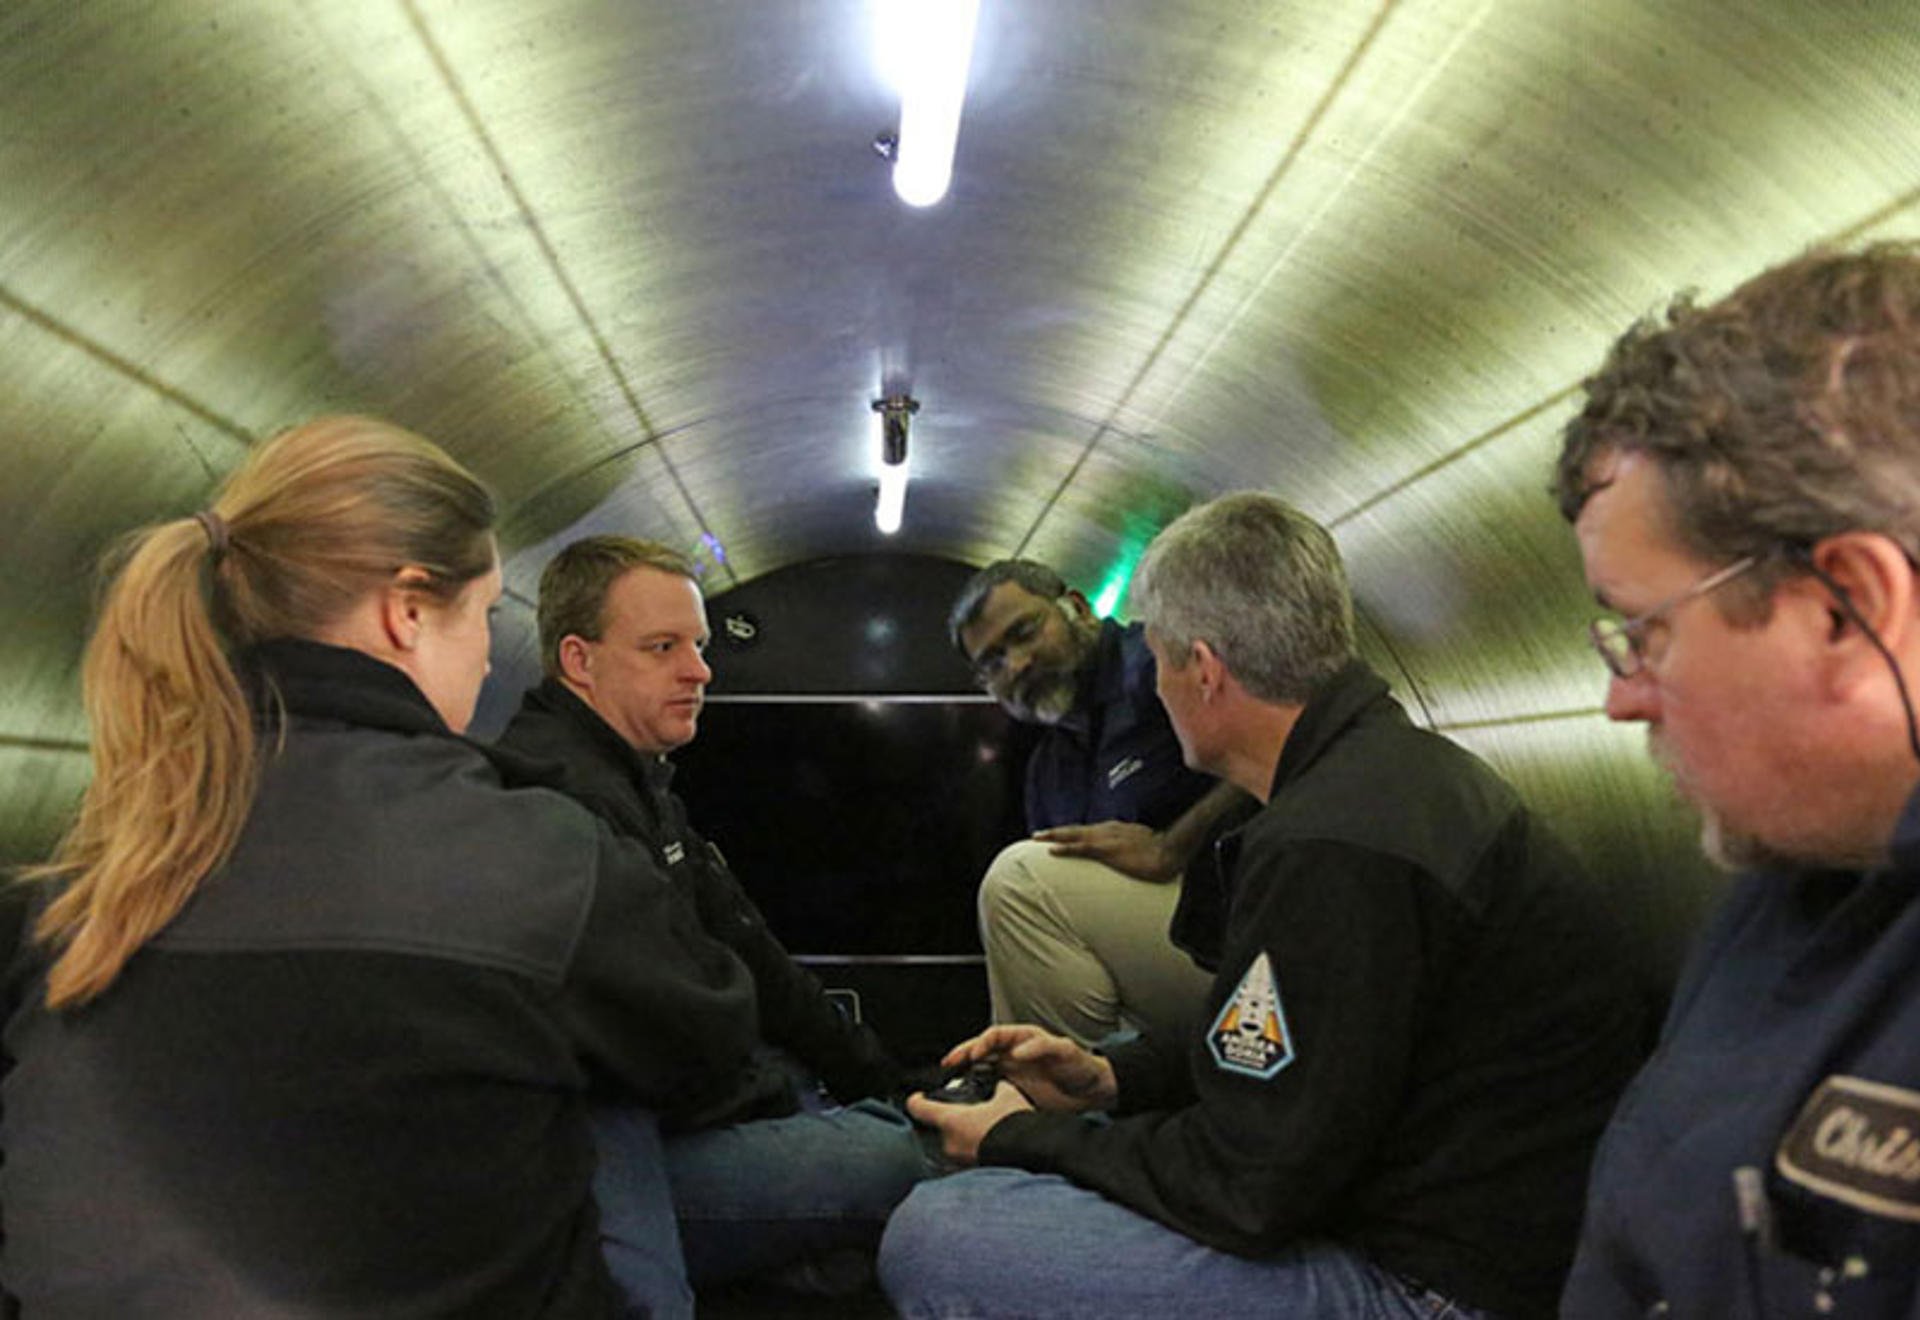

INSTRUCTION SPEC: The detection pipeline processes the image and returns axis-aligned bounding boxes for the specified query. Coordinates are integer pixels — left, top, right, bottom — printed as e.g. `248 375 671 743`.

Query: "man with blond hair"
497 535 927 1310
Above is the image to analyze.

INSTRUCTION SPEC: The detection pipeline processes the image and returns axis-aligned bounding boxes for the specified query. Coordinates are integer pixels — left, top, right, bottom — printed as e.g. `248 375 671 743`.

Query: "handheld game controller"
924 1060 1001 1105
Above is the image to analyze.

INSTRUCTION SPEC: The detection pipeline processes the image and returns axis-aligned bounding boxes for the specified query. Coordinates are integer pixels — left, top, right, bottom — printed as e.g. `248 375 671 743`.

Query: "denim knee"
877 1178 969 1311
835 1100 938 1215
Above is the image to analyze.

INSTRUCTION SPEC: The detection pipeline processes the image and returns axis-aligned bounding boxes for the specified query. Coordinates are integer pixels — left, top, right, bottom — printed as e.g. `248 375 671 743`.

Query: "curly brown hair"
1555 243 1920 612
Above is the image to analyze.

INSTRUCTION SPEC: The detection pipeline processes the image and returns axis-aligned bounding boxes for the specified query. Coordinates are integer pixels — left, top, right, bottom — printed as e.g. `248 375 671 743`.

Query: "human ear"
379 567 435 652
557 634 594 688
1807 533 1917 687
1191 638 1226 699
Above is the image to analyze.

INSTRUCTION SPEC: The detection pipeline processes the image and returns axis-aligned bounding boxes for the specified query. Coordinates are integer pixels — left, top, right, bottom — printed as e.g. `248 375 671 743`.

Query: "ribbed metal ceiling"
4 1 1918 975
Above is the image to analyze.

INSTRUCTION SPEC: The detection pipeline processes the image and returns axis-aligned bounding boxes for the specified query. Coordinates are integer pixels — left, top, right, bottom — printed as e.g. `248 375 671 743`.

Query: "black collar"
248 638 448 737
1266 659 1391 800
524 676 677 793
1055 617 1128 737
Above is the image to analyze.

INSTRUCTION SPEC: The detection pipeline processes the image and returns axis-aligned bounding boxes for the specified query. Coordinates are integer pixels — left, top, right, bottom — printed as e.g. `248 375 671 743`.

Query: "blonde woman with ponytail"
3 416 756 1318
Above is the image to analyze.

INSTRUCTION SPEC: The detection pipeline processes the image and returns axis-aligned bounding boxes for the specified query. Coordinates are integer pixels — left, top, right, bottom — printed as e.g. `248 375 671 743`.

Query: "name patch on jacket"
1776 1075 1920 1222
1207 951 1295 1079
1105 756 1145 790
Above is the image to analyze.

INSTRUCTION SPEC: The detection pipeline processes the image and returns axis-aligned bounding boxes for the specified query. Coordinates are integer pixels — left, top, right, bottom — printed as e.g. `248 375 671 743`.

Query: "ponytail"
25 416 494 1008
28 518 259 1007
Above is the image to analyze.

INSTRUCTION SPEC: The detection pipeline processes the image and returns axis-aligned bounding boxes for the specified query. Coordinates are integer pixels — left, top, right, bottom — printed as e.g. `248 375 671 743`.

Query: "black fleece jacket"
2 640 760 1318
980 661 1645 1320
495 678 902 1127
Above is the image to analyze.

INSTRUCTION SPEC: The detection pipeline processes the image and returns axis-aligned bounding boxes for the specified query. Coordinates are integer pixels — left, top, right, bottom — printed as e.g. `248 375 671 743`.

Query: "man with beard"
950 560 1246 1047
883 496 1641 1319
1556 244 1920 1316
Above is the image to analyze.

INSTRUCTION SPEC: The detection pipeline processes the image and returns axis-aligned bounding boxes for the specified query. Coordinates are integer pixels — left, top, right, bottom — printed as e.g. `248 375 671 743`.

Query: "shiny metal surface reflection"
2 1 1916 971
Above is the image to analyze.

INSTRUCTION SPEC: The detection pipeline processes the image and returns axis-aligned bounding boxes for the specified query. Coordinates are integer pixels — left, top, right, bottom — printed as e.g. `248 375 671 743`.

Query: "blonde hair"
27 415 495 1008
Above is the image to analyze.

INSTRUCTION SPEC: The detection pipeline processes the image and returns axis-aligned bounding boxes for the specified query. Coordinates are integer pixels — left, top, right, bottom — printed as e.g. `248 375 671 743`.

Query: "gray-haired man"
884 494 1642 1320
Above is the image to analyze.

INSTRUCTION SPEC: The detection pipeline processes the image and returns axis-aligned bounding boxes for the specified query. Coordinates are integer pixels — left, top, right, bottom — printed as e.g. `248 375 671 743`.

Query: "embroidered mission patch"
1207 951 1295 1079
1776 1075 1920 1223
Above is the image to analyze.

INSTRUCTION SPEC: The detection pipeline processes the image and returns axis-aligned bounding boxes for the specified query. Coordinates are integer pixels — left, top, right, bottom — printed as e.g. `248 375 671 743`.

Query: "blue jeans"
878 1167 1494 1319
592 1098 932 1312
590 1107 694 1319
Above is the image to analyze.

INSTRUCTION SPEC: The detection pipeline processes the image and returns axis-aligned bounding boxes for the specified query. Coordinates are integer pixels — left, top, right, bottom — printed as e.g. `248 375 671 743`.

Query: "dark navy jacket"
1564 788 1920 1318
1024 619 1214 831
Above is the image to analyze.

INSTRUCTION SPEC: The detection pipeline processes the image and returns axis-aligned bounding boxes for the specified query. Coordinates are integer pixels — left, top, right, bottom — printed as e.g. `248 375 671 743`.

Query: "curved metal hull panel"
0 1 1912 938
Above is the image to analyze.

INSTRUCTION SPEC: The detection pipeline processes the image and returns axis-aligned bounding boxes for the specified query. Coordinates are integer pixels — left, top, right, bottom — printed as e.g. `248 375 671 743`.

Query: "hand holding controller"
923 1060 1000 1105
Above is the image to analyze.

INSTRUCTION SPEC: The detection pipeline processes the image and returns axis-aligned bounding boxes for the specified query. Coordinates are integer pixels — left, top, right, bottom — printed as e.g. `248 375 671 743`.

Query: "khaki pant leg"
977 839 1214 1049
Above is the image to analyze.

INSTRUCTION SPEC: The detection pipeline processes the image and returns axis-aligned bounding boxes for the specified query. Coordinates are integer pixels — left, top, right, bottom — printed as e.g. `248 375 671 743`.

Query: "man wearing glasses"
1558 245 1920 1316
948 561 1246 1047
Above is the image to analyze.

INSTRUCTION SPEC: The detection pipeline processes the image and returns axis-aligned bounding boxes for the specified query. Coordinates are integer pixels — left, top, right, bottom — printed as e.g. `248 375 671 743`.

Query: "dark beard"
1006 668 1079 724
1007 614 1101 724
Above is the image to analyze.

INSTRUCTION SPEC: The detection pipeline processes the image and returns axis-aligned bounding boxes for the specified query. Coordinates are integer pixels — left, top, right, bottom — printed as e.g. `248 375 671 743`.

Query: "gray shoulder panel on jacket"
156 726 607 984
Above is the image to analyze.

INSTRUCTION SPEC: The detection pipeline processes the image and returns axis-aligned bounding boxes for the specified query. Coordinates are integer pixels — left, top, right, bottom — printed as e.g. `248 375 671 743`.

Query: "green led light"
1091 557 1137 619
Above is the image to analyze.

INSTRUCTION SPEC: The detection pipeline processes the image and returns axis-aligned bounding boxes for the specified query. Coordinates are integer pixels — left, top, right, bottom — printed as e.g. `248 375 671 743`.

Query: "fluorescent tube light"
875 0 978 207
875 461 909 534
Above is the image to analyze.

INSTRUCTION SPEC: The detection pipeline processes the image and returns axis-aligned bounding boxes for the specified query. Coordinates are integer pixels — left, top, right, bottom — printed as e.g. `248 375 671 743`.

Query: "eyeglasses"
1588 555 1758 679
969 602 1068 685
